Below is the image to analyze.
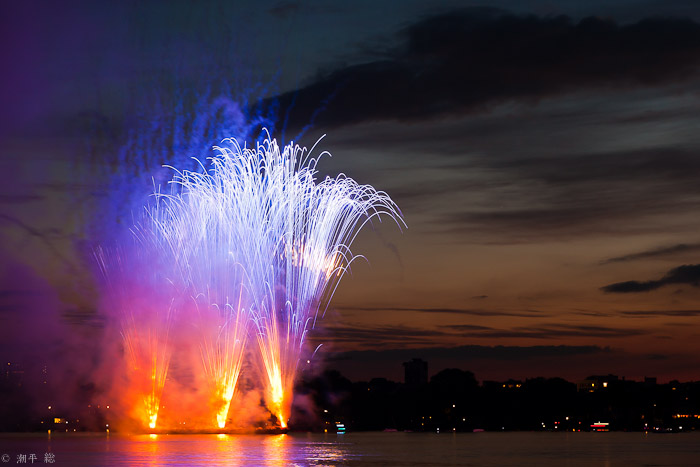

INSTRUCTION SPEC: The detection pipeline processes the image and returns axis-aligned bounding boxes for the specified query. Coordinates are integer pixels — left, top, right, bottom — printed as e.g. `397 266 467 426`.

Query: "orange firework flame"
256 310 298 429
122 310 172 431
264 358 292 429
199 300 247 429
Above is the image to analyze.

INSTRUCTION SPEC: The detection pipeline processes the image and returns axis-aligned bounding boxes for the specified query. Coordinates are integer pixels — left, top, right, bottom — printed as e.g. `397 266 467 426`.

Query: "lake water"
1 431 699 466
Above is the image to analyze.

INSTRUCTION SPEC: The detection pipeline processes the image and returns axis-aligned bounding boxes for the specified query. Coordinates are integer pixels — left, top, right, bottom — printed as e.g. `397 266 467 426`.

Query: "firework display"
98 135 402 430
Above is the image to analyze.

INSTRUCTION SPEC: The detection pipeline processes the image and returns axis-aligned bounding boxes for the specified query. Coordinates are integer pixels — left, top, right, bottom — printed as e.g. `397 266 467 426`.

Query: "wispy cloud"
327 344 610 362
601 243 700 264
311 321 641 351
441 323 643 339
336 305 548 318
310 323 449 347
618 309 700 317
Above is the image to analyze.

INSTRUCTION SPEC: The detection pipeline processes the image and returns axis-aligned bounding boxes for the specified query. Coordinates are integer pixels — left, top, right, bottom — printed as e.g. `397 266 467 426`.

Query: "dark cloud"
337 305 547 318
441 324 494 332
578 310 613 317
601 243 700 264
349 138 700 244
266 8 700 130
601 264 700 293
601 280 661 293
440 207 608 239
442 323 643 339
431 145 700 242
311 323 449 346
489 147 700 187
311 320 640 351
303 90 700 242
619 309 700 317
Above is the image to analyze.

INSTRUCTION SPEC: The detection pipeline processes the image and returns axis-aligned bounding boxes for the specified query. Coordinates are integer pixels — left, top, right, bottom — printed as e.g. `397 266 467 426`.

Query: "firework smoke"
95 214 181 430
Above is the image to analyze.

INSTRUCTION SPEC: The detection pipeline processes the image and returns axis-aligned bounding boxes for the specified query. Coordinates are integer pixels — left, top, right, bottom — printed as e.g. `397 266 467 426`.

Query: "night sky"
3 0 700 386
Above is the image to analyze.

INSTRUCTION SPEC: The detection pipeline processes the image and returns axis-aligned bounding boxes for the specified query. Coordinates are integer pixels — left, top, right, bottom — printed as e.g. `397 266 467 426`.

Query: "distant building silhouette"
577 374 619 392
403 358 428 385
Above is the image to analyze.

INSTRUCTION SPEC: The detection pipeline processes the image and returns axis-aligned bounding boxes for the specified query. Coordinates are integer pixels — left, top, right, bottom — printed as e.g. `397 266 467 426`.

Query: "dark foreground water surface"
1 431 699 466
